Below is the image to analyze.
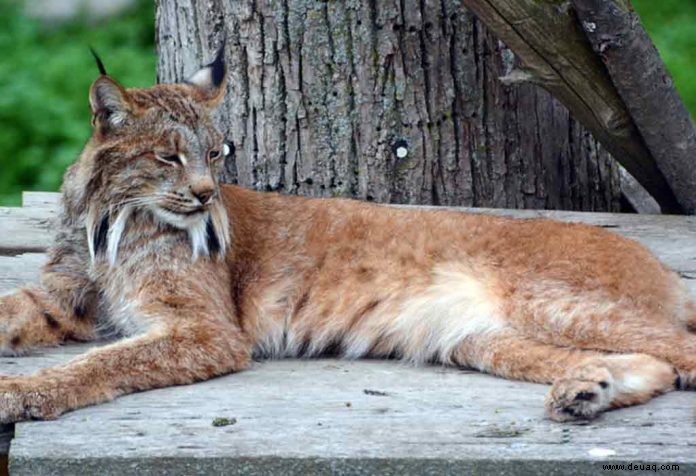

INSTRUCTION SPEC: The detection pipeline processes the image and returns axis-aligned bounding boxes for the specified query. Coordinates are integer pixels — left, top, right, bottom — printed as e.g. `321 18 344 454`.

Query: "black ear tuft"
93 214 109 256
185 38 227 105
206 216 222 257
208 38 226 88
89 47 108 76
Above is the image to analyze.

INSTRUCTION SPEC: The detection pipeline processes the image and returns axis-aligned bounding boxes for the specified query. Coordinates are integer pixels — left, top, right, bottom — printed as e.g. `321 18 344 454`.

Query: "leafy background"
0 0 693 205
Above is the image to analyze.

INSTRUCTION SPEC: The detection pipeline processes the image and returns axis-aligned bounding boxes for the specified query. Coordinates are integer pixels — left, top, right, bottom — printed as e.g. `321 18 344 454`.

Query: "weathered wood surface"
0 254 45 296
157 0 623 212
618 167 661 215
20 191 61 210
6 357 696 475
0 207 57 255
1 193 695 474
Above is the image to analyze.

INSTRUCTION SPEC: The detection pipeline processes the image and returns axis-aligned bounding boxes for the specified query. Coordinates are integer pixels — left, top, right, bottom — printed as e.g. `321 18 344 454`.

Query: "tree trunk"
156 0 621 211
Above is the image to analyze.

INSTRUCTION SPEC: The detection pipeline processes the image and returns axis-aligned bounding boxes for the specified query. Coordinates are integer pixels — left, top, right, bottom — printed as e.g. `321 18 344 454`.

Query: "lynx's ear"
88 49 132 131
89 77 131 128
186 41 227 107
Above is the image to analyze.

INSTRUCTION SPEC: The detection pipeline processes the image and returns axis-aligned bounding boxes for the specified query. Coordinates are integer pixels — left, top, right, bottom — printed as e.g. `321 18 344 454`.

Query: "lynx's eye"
208 149 221 162
155 153 181 166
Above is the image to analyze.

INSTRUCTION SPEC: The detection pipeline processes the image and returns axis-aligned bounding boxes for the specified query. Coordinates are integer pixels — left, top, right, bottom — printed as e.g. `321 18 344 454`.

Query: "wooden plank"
6 357 696 475
21 192 60 210
0 254 45 296
0 208 57 255
0 253 47 463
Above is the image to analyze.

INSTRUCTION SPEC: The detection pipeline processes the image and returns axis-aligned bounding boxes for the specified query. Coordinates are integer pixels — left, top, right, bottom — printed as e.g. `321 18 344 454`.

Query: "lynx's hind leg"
451 332 677 422
507 278 696 389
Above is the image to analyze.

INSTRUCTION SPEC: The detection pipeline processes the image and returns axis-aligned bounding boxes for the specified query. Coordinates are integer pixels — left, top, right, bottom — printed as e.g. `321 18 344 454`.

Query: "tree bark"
572 0 696 215
458 0 682 214
156 0 621 211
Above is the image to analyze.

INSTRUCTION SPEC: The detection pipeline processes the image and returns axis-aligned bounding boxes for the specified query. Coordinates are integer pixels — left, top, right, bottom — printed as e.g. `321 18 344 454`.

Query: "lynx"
0 47 694 424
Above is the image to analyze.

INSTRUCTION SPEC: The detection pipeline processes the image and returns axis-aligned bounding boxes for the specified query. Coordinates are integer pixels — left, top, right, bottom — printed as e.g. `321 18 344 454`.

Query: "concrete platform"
0 192 695 475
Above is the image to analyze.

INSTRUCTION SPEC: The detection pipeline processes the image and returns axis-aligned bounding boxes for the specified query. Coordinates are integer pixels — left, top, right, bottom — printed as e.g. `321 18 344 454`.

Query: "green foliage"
0 0 155 205
633 0 696 116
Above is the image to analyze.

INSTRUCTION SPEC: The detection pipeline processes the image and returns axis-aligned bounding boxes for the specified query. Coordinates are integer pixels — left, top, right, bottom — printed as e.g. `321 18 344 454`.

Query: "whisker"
110 193 202 216
111 196 161 209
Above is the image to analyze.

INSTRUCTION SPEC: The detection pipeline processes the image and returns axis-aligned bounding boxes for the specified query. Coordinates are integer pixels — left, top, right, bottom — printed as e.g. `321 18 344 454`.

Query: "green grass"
0 0 155 205
0 1 692 206
633 0 696 116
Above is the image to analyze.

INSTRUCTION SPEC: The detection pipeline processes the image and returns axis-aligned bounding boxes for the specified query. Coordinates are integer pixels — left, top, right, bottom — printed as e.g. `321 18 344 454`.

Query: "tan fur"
0 53 694 424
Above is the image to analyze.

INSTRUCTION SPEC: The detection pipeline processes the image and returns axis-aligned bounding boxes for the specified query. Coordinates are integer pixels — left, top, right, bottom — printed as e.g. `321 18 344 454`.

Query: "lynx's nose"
190 180 215 205
193 189 213 205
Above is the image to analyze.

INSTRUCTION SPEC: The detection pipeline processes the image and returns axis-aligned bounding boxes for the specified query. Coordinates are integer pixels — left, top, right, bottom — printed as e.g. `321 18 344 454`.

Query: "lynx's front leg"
0 233 251 422
0 277 252 422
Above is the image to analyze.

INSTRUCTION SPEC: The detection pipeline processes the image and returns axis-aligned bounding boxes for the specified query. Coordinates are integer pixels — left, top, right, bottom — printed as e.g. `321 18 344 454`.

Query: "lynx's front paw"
545 365 614 422
0 376 66 422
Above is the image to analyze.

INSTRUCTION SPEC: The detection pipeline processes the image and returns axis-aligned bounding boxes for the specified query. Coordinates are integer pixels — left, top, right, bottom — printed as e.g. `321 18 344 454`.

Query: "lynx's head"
77 46 231 265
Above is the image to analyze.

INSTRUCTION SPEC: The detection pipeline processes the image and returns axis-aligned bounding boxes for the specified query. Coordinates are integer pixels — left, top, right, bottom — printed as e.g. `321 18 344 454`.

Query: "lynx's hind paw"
545 366 614 422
